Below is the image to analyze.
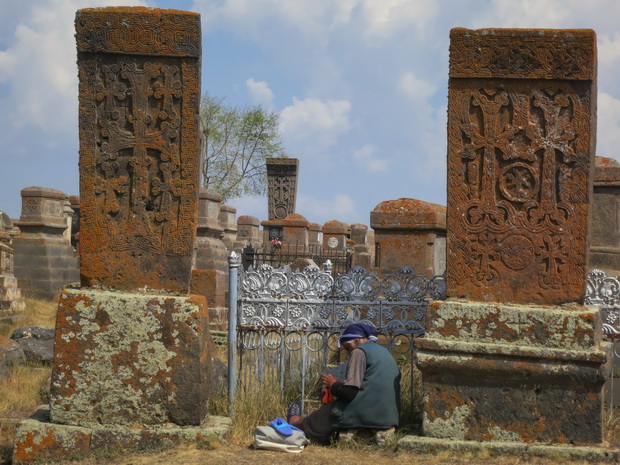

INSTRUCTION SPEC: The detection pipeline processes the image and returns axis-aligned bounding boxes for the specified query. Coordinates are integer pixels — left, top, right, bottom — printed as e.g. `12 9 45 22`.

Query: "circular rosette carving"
499 163 538 202
499 235 534 271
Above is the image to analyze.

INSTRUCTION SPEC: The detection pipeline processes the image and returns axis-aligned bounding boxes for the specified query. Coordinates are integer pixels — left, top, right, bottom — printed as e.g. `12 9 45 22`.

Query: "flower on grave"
271 238 282 250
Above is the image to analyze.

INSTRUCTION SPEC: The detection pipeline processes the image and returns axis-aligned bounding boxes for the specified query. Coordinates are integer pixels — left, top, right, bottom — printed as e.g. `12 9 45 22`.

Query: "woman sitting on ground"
287 323 400 444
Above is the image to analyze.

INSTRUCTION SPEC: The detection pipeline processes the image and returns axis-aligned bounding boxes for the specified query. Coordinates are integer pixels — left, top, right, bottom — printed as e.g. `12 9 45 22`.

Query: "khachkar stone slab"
447 28 597 306
76 7 201 293
49 288 212 427
267 157 299 220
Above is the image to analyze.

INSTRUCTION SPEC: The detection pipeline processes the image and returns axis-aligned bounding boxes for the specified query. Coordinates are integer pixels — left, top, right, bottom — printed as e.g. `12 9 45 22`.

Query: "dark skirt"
301 402 336 445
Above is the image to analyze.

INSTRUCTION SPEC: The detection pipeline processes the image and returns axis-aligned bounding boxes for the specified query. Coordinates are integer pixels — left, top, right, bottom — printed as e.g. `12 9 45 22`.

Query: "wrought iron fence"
585 269 620 410
227 251 446 417
241 244 352 276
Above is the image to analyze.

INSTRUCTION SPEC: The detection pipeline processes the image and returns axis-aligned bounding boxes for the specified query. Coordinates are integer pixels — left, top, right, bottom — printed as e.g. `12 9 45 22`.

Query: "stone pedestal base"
50 288 213 427
399 435 619 462
12 407 231 465
415 300 610 445
191 269 226 311
12 236 79 299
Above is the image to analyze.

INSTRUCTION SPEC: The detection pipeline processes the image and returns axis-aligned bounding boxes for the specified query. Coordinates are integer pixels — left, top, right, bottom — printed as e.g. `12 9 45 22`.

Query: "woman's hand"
321 374 338 387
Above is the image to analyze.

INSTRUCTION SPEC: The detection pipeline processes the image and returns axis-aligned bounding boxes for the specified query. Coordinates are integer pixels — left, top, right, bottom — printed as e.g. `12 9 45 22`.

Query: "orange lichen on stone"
371 198 446 230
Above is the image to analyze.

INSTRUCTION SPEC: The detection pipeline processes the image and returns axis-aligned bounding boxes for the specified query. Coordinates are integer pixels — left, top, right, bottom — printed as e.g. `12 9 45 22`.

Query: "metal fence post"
228 251 241 417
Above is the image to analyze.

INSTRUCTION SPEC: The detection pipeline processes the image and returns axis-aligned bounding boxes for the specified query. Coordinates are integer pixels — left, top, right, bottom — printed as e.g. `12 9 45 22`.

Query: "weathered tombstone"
414 28 610 448
12 8 229 464
236 215 262 249
322 220 349 252
266 157 299 221
370 198 446 276
262 213 310 251
308 222 323 247
218 204 238 250
191 189 228 324
194 188 228 273
0 215 25 316
590 156 620 273
76 8 202 293
12 187 79 299
350 223 372 270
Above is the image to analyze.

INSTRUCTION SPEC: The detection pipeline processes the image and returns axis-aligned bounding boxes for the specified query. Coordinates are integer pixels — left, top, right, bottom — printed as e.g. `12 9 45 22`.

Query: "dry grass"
0 296 58 338
0 297 56 465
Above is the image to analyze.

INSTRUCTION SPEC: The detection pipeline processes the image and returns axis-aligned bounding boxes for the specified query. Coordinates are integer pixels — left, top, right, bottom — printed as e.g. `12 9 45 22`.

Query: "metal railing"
227 251 446 416
585 269 620 411
241 244 352 276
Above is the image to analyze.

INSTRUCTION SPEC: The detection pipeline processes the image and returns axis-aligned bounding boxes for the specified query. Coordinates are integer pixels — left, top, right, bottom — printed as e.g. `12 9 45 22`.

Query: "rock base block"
415 300 610 445
399 435 620 462
49 288 212 427
12 407 231 465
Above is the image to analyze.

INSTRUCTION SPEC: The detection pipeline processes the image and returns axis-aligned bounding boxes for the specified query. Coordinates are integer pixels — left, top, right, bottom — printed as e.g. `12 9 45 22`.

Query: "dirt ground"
54 442 600 465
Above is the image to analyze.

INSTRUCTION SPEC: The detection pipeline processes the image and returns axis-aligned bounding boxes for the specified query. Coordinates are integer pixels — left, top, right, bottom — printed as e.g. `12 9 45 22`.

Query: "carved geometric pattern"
77 8 201 292
447 29 596 305
267 158 299 220
450 28 595 80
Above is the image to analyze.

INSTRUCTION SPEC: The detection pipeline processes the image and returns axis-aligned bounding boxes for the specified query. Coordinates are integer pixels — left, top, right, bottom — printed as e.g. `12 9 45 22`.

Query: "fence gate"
227 252 446 416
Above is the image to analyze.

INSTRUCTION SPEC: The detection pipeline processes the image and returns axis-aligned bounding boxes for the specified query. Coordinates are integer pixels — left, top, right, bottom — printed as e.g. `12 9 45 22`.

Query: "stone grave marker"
415 28 610 448
76 6 202 293
446 28 596 306
266 157 299 220
12 8 230 464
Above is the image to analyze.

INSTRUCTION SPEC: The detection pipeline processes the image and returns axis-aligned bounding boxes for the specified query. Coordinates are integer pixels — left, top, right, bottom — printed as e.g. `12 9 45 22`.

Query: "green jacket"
331 341 400 429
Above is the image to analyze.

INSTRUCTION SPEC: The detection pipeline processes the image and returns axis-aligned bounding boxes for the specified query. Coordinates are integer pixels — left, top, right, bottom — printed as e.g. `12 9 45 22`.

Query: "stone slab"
266 157 299 220
398 435 620 463
190 269 226 311
415 300 610 445
12 407 231 465
76 7 201 293
446 28 597 306
49 288 212 427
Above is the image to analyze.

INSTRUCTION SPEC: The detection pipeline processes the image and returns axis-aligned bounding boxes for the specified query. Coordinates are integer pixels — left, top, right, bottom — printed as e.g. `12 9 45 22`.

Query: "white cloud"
227 194 268 222
398 72 436 102
360 0 439 39
297 193 357 224
246 78 274 107
597 92 620 159
352 144 389 173
0 0 145 132
279 97 351 147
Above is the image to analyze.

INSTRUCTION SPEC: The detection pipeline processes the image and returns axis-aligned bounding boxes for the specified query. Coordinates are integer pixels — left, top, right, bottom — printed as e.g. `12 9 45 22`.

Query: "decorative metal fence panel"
228 255 446 415
585 269 620 410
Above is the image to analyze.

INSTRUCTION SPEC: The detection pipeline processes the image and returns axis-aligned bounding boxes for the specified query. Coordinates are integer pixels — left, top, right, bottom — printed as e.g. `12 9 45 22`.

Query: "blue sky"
2 0 620 227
